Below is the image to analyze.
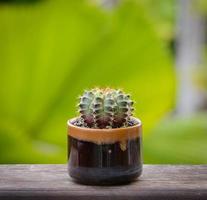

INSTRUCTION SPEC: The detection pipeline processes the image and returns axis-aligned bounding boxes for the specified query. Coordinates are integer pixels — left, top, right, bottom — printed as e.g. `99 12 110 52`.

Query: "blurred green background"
0 0 206 164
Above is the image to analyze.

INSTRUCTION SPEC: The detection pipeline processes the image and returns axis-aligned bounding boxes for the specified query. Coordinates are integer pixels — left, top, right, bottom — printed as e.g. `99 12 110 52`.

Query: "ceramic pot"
67 117 142 185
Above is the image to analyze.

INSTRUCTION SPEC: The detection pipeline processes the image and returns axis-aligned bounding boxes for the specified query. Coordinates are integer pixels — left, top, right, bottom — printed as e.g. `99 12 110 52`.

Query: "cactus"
78 88 134 128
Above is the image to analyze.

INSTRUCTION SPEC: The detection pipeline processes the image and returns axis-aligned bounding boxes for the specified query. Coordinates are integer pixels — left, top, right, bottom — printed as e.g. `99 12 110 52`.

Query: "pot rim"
67 117 141 144
67 116 141 132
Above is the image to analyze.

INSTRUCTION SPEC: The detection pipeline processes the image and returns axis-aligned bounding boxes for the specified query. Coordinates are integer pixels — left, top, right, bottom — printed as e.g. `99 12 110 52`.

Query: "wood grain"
0 165 206 200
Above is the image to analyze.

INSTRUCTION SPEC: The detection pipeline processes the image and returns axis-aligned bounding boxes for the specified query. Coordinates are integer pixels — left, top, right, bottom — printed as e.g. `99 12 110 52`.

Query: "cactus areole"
67 88 142 185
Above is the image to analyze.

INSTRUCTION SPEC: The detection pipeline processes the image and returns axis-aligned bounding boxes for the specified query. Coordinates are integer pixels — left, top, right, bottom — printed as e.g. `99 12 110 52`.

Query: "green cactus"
77 88 134 128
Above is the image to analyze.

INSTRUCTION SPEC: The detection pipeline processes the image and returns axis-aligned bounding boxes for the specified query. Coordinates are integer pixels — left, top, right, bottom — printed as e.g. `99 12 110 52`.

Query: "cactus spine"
78 88 134 128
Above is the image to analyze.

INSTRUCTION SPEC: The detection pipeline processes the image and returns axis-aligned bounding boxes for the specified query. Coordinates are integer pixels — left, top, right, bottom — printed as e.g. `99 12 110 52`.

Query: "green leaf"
144 113 207 164
0 0 174 163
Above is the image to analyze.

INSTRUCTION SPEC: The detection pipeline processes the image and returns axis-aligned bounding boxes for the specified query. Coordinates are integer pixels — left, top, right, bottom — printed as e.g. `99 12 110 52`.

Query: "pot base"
68 165 142 185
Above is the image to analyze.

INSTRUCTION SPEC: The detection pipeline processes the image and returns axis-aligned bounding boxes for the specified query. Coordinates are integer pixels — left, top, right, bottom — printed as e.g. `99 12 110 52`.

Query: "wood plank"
0 165 206 200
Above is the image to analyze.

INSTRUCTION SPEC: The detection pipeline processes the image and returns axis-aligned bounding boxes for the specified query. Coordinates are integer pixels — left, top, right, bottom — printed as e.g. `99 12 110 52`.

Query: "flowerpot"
67 117 142 185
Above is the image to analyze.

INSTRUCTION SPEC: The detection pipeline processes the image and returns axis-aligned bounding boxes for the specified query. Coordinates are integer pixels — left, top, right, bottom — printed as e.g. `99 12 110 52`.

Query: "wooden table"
0 165 206 199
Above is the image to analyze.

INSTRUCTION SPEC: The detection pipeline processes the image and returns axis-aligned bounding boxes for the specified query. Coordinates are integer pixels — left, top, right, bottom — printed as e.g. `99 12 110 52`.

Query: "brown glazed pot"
67 117 142 185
